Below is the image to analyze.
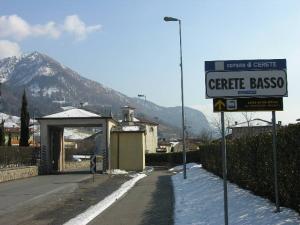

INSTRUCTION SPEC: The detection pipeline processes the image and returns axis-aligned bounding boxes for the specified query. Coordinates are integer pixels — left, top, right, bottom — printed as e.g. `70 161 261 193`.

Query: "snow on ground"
172 163 300 225
107 169 128 175
63 173 146 225
64 128 93 141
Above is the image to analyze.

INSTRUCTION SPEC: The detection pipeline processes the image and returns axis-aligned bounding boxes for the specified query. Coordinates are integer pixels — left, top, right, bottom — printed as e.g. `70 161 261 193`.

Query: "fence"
0 146 40 168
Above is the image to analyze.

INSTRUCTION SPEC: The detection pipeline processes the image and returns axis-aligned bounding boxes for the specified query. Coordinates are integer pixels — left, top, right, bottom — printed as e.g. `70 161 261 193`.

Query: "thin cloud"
0 40 21 59
0 14 101 41
64 15 102 41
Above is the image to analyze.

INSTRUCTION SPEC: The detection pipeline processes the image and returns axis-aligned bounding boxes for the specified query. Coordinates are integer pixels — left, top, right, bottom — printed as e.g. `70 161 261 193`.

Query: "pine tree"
0 119 5 146
19 90 30 146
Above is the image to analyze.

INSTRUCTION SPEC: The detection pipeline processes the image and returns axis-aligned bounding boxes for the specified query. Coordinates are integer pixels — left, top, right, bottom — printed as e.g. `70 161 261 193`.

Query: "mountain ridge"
0 51 210 138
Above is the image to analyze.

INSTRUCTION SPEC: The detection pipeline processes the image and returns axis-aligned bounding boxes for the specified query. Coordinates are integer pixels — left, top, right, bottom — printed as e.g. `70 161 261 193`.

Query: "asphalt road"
88 169 174 225
0 171 131 225
0 171 91 216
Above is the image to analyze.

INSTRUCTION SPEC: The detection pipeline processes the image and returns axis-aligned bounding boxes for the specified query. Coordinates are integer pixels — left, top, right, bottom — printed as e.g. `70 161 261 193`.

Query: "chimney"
121 106 135 125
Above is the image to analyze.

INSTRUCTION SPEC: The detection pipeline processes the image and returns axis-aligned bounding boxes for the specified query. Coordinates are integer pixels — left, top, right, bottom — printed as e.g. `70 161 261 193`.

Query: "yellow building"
110 127 145 171
109 106 158 171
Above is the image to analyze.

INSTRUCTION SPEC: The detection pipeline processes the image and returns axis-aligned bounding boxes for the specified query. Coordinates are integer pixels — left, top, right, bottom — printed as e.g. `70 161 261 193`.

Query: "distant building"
157 141 172 153
228 118 276 139
119 106 158 154
4 123 35 146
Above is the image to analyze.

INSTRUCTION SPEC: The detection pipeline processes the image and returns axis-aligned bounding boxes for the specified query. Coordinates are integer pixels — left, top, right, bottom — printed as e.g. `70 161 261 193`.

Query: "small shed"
110 125 145 171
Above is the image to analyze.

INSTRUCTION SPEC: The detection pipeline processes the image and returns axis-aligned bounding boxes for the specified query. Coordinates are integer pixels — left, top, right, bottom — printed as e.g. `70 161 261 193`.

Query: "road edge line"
63 173 147 225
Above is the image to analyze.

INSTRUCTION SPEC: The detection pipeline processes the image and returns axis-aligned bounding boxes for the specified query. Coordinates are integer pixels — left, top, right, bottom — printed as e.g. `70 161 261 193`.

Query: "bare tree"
241 112 256 127
209 113 234 137
197 129 213 144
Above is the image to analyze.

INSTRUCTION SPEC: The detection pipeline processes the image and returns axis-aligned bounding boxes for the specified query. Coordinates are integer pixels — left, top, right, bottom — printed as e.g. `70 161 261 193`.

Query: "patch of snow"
108 169 128 175
144 166 154 174
38 65 55 76
0 57 18 83
61 106 75 111
172 163 300 225
169 163 201 172
63 173 146 225
42 86 59 97
53 99 66 104
170 141 180 147
43 108 101 118
3 121 19 128
60 63 67 69
0 113 20 125
122 126 140 131
29 83 41 97
64 128 93 141
133 117 140 122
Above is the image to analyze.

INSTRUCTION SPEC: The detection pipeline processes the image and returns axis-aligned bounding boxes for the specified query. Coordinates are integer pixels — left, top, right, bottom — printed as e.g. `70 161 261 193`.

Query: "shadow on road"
140 172 174 225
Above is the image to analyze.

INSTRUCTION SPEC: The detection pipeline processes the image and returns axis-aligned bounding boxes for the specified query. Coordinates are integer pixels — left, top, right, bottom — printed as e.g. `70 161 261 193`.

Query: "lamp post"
164 16 187 179
137 94 146 103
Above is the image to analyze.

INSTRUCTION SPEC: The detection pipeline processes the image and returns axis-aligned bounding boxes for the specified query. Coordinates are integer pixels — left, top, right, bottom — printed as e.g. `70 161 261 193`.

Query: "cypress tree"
0 119 5 146
7 132 11 146
19 90 30 146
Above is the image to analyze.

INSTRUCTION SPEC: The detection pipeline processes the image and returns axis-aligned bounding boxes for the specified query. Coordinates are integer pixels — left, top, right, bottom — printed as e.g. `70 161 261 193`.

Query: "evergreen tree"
0 119 5 146
7 132 11 146
19 90 30 146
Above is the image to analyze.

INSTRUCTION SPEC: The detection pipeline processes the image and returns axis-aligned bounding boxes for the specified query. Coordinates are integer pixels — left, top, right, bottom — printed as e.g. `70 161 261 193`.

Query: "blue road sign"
205 59 286 72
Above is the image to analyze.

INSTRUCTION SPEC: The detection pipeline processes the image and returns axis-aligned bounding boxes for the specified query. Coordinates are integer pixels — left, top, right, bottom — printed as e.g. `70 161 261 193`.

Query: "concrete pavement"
88 169 174 225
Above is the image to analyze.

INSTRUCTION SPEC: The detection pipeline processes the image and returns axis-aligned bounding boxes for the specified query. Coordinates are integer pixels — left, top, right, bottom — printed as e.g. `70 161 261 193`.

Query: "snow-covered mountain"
0 52 210 138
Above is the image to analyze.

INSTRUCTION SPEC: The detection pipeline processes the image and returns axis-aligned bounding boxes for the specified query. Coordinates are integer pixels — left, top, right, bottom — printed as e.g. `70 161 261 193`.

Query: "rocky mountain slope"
0 52 210 138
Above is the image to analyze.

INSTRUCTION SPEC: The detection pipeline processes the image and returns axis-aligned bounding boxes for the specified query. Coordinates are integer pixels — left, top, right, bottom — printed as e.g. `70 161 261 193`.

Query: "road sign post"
221 112 229 225
205 59 287 221
272 111 280 212
90 155 97 182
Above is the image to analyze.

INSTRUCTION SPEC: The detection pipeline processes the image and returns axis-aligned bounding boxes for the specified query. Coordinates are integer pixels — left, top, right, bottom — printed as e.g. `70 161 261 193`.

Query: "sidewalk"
88 169 174 225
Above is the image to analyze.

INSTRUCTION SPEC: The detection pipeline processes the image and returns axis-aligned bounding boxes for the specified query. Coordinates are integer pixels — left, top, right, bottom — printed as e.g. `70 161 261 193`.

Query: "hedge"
145 150 201 167
199 123 300 213
146 123 300 213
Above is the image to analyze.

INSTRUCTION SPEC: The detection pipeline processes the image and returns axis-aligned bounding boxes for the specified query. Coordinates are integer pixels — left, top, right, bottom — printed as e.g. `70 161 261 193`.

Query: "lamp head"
164 16 179 22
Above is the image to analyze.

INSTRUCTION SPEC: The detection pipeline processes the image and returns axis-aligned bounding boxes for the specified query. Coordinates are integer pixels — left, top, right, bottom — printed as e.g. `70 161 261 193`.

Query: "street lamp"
137 94 146 103
164 16 187 179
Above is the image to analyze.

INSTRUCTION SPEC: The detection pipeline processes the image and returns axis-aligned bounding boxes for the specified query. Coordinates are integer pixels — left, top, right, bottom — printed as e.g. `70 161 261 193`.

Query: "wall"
107 120 117 170
110 132 145 171
64 160 90 170
0 166 38 183
145 125 158 154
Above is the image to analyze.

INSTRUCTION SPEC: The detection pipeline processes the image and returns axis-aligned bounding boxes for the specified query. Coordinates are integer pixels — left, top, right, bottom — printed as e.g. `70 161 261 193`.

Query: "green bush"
146 124 300 213
145 150 201 167
198 124 300 213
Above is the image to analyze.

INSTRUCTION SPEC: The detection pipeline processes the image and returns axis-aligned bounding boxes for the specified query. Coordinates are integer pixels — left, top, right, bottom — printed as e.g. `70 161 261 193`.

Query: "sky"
0 0 300 125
